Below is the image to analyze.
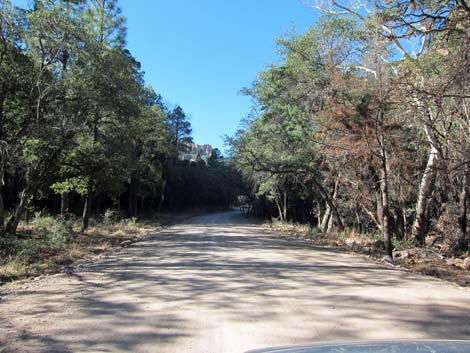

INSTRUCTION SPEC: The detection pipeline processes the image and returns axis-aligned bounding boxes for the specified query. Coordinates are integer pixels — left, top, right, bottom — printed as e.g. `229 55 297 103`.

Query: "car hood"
246 341 470 353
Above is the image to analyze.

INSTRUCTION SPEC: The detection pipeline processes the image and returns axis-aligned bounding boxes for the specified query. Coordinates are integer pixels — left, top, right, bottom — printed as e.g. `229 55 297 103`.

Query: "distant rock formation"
181 143 213 161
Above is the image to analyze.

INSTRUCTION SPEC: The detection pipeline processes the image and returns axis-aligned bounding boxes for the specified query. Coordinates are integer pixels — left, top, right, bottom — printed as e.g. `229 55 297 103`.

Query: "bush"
103 209 120 224
32 212 73 249
16 239 44 264
123 217 138 226
0 235 20 259
7 213 75 264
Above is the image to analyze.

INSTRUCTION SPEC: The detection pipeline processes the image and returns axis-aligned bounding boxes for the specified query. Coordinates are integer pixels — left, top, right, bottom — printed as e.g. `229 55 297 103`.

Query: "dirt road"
1 211 469 353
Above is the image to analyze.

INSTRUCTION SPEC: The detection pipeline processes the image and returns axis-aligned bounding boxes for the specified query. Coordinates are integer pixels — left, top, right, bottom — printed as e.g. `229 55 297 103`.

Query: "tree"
309 0 470 245
2 0 86 235
157 105 192 211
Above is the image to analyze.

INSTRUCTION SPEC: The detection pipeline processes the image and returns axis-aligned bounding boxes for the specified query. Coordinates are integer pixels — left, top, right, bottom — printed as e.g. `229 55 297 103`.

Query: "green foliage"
230 0 470 257
123 217 138 227
0 0 250 239
51 177 89 196
3 213 74 265
0 235 20 258
103 209 120 224
32 212 73 247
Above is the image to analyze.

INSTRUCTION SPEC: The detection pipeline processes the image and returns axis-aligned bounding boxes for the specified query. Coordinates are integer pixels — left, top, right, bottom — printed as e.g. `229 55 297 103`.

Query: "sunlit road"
1 211 470 353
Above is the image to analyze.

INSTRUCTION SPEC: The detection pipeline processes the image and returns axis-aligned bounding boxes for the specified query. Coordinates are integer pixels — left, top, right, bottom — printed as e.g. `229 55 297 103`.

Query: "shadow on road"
2 211 469 353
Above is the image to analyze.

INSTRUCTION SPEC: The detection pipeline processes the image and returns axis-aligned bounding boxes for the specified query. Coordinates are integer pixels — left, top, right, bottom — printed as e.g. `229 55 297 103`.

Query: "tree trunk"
139 195 144 215
60 193 69 215
275 197 284 221
412 145 438 244
127 180 136 217
95 193 102 216
380 150 392 258
393 207 405 241
326 209 335 233
157 177 167 212
368 164 383 232
376 190 383 230
0 94 4 141
316 203 322 228
0 94 4 233
283 192 287 221
0 192 5 233
458 167 470 246
320 204 331 233
127 192 135 217
81 180 93 232
318 178 341 233
355 208 361 233
5 188 30 235
82 121 98 231
133 194 138 216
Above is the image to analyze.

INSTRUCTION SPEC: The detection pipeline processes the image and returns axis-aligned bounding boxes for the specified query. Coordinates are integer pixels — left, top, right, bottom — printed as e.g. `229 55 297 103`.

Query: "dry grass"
0 215 163 284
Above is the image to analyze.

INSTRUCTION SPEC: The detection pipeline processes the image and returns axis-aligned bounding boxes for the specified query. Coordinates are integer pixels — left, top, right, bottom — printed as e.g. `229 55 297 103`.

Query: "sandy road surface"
1 211 469 353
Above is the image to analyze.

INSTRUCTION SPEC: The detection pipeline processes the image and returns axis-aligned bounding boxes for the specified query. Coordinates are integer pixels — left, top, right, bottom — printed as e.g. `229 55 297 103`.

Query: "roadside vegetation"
2 0 470 286
0 211 149 283
229 0 470 278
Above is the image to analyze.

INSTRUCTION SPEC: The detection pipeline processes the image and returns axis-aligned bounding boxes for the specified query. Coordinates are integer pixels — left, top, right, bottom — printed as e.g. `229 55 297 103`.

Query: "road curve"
1 211 469 353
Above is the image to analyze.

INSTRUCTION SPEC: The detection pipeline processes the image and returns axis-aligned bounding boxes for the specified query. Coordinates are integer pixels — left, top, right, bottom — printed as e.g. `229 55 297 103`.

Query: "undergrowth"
0 210 162 283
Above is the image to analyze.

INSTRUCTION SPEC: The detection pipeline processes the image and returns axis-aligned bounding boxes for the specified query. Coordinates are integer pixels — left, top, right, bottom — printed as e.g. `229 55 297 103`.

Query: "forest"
1 0 469 281
0 0 242 271
1 1 470 350
229 0 470 259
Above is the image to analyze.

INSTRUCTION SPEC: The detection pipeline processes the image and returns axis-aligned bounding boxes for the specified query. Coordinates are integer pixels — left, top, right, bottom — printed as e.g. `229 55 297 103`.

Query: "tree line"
230 0 470 257
0 0 241 238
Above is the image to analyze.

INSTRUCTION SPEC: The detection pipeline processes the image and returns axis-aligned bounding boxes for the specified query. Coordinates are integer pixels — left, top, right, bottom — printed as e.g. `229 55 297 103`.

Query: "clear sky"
119 0 319 152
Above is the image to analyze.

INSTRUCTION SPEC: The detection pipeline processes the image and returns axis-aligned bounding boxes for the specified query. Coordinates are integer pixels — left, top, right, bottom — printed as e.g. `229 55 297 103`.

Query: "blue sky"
119 0 319 152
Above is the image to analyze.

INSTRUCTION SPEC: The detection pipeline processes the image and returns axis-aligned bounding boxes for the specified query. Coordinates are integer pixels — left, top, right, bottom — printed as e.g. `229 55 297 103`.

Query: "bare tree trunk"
60 193 69 215
81 180 93 232
133 194 138 216
355 208 361 232
0 192 5 233
380 150 392 258
275 197 284 221
376 190 383 230
320 179 340 233
157 177 167 212
0 95 5 232
326 209 335 233
82 123 97 231
95 193 102 216
368 164 383 232
320 205 331 233
0 94 4 142
393 207 405 241
412 145 438 244
127 183 135 217
316 203 322 228
139 195 144 215
5 188 30 235
283 192 287 221
458 166 470 246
